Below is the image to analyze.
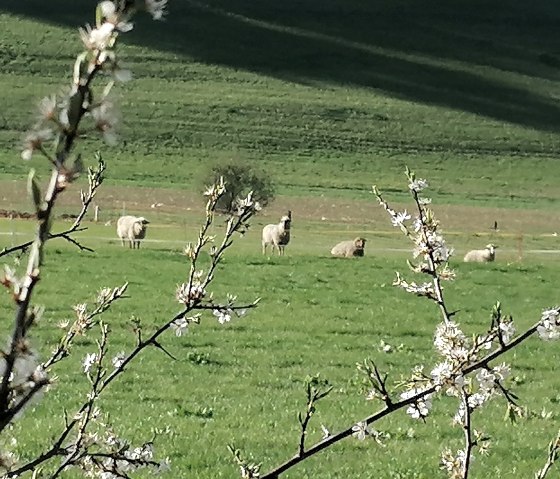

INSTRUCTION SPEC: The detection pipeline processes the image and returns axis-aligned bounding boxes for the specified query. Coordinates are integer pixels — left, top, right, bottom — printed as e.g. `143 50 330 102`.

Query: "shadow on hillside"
3 0 560 131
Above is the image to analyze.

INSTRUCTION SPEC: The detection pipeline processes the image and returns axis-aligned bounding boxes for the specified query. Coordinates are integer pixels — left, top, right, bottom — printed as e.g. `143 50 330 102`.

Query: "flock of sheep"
115 213 498 262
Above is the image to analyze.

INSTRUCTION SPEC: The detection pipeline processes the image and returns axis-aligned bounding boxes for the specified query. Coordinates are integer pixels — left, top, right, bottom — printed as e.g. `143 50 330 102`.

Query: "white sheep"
463 244 497 263
117 215 150 249
262 212 292 255
331 237 367 257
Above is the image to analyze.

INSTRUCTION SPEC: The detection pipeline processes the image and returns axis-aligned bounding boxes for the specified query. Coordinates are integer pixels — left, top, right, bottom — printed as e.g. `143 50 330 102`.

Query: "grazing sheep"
117 215 150 249
463 244 497 263
262 211 292 255
331 237 367 258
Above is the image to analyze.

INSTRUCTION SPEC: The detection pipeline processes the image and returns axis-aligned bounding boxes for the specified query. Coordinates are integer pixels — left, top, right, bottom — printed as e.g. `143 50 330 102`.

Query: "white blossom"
99 1 134 32
425 231 453 263
145 0 168 20
492 362 510 381
37 95 58 122
409 178 428 192
537 308 560 340
391 210 411 227
467 391 489 409
176 279 206 305
351 421 369 440
475 369 496 391
430 361 453 386
441 448 468 477
31 366 48 384
434 321 468 361
213 309 232 324
453 403 466 425
21 128 53 160
83 353 98 373
393 273 435 297
91 101 119 145
0 450 18 471
79 22 115 50
499 321 515 343
170 318 188 337
112 352 126 369
400 388 433 420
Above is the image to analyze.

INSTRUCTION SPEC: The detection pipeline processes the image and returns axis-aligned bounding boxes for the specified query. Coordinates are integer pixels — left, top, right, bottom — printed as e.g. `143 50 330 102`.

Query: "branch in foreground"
259 307 545 478
7 188 260 477
0 157 105 259
535 429 560 479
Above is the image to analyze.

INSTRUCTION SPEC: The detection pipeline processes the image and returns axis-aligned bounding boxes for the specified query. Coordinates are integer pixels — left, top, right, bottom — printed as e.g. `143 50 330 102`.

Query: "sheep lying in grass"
463 244 497 263
262 211 291 255
331 237 367 257
117 215 150 249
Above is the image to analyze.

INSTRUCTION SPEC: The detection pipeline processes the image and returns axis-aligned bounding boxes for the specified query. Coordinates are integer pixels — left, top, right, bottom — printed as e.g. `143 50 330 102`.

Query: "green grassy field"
1 229 560 478
2 0 560 477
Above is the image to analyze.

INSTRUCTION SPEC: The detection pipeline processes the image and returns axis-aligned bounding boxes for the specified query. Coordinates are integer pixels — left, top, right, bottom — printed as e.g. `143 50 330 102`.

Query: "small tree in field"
201 160 275 214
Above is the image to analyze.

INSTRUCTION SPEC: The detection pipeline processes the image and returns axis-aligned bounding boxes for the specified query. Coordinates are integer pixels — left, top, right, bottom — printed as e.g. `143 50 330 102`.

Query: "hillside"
1 0 560 209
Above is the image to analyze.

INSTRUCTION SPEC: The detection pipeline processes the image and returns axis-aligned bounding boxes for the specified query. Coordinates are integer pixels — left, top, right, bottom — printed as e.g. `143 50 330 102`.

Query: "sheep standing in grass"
463 244 497 263
262 211 291 255
331 237 367 257
117 215 150 249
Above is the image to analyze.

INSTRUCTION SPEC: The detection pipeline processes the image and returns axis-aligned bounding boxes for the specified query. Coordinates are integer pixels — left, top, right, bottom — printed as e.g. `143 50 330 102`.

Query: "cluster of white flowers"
447 363 510 426
431 361 461 390
434 321 469 362
213 308 233 324
176 271 206 306
408 178 429 192
440 448 468 478
366 171 560 479
537 308 560 340
390 210 411 228
234 192 262 216
203 179 227 199
76 434 170 478
400 387 433 420
393 273 435 297
424 230 453 264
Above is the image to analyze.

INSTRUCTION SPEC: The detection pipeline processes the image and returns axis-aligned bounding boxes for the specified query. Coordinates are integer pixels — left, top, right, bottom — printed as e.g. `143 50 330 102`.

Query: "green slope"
1 0 560 207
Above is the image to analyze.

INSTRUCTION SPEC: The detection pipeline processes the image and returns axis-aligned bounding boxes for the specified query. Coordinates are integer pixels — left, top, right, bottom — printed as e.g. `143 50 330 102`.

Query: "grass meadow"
1 219 560 478
1 0 560 477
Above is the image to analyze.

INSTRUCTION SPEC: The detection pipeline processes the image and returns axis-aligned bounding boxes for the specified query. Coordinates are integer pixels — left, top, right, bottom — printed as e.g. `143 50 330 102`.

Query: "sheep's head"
485 244 497 258
280 215 291 230
132 217 150 236
354 237 366 249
